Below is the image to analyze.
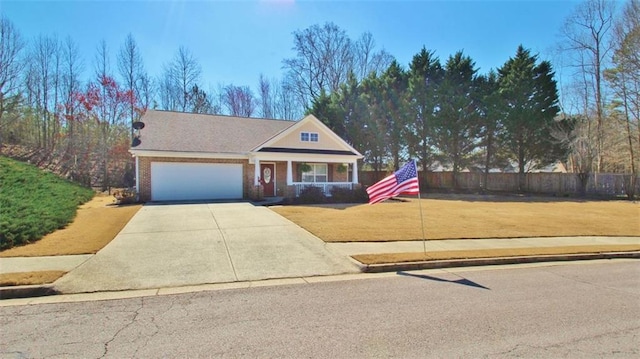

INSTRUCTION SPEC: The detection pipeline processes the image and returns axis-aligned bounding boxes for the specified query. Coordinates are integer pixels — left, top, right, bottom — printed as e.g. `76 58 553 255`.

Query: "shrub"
0 156 94 250
329 186 369 203
296 186 326 204
114 188 137 205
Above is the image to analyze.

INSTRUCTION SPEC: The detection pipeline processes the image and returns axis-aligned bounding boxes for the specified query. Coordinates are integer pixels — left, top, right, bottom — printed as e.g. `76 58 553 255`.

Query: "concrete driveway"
54 203 358 293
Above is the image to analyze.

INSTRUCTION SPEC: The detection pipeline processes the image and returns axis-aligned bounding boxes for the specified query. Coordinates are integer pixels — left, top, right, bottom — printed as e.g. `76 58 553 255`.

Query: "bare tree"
162 46 202 112
552 115 597 195
605 0 640 198
353 32 394 79
94 39 110 83
560 0 616 172
0 15 25 145
283 22 354 108
59 36 84 163
137 72 154 111
222 84 256 117
257 74 273 118
117 33 146 136
187 85 214 114
158 73 179 111
29 34 61 149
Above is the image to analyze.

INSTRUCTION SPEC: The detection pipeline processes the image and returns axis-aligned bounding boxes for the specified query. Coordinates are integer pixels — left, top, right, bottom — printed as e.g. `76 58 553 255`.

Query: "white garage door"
151 162 243 201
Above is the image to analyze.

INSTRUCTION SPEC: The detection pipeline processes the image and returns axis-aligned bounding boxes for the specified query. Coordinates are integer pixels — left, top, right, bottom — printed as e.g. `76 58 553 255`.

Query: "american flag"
366 161 420 204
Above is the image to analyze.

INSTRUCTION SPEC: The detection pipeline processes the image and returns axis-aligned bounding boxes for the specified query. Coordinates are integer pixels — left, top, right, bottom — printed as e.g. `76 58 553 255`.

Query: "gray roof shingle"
132 110 296 153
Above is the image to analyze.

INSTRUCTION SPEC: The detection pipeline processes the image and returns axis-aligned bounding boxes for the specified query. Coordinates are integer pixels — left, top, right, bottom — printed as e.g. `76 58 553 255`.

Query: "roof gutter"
128 149 249 160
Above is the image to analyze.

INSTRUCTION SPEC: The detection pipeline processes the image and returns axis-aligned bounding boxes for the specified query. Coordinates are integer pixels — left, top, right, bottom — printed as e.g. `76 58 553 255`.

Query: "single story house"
129 110 363 202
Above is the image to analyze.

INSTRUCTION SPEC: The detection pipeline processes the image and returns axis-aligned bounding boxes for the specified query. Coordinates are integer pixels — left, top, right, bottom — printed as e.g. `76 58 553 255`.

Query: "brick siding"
137 157 352 201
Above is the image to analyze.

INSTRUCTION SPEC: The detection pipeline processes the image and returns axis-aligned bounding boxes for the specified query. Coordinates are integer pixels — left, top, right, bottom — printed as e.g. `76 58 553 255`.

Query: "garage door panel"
151 162 242 201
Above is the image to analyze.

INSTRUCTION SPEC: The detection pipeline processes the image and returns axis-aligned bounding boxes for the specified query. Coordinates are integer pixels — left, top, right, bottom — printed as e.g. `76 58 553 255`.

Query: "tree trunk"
577 172 589 197
483 133 493 193
518 139 526 192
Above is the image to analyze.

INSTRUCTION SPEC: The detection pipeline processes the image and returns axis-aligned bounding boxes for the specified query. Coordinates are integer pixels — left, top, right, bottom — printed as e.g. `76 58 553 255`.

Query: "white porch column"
352 161 359 184
135 156 140 194
286 160 293 185
254 158 260 185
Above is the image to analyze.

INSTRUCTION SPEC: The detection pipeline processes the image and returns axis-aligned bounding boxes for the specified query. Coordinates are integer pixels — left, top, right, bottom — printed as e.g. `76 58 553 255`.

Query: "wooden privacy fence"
359 171 640 197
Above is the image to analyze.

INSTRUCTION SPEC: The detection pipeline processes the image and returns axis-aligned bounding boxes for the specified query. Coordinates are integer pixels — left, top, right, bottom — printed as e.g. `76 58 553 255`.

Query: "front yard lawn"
271 196 640 242
353 245 640 265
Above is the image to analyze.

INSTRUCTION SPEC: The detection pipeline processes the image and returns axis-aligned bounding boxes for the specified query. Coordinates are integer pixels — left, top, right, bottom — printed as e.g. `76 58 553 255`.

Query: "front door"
261 163 275 197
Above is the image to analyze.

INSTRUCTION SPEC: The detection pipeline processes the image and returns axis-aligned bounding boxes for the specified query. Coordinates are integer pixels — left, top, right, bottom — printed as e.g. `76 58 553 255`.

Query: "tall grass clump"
0 156 94 250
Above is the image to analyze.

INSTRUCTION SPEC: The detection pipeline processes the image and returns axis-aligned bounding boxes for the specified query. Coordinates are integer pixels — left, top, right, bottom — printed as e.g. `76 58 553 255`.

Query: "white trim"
292 182 353 197
352 161 358 184
250 151 359 164
301 163 328 183
254 158 260 186
300 131 319 142
286 160 293 185
129 150 248 160
135 156 140 196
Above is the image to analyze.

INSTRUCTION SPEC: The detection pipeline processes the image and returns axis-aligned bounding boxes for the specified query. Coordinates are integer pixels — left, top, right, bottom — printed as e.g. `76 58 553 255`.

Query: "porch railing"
292 182 353 197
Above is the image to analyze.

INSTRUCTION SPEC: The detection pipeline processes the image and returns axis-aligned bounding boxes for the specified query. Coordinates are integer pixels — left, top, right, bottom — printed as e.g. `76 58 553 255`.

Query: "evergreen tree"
498 45 561 190
407 47 444 172
476 70 508 187
360 72 389 173
308 88 345 138
379 60 409 170
432 51 482 188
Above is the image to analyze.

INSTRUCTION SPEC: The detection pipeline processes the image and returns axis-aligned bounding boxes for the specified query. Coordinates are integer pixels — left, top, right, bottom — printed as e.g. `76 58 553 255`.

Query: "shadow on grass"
397 271 490 290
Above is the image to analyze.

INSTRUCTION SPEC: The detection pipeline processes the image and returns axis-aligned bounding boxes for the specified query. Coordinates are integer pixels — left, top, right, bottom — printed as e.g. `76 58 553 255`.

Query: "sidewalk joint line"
208 207 239 282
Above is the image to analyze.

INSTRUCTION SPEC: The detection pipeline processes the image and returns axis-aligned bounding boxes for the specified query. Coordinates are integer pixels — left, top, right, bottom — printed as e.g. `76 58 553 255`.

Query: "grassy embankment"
0 156 94 250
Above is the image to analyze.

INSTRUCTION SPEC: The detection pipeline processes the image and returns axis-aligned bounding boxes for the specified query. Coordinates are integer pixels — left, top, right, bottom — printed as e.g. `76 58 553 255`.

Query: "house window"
300 132 319 142
301 163 328 183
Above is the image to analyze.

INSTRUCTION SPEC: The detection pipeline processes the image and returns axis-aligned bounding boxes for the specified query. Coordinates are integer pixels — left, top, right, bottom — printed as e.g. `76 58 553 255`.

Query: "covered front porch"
249 153 360 198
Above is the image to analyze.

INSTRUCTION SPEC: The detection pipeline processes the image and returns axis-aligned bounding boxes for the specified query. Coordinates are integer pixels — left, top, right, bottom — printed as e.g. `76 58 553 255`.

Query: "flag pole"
415 160 427 258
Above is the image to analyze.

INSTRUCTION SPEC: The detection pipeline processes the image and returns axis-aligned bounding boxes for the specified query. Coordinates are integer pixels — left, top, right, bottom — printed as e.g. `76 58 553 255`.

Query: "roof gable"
253 114 362 156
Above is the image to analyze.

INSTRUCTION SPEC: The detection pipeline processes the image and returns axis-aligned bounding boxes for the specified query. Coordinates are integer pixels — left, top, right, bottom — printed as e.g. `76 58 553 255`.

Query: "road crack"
99 298 145 359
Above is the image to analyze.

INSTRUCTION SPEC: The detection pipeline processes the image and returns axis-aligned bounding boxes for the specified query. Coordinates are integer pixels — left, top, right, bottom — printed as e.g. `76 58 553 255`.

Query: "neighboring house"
129 110 363 202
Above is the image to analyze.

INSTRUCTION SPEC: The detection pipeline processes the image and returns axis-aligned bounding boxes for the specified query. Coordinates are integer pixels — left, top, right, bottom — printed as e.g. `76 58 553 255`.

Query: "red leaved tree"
75 75 138 191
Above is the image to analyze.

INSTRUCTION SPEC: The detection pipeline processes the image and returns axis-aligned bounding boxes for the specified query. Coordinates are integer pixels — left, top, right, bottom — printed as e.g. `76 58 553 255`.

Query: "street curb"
2 252 638 300
0 284 60 300
357 251 640 273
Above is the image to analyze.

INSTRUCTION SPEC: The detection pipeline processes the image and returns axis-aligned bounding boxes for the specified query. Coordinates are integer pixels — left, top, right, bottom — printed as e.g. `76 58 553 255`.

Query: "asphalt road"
1 260 639 358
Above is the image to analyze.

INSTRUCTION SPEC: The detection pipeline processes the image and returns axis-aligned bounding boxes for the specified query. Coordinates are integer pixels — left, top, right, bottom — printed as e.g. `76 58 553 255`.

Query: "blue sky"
1 0 579 92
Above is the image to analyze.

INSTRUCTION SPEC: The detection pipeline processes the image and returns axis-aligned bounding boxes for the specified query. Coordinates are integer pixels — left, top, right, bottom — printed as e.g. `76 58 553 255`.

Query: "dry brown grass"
0 270 67 286
272 196 640 242
352 244 640 265
0 194 141 257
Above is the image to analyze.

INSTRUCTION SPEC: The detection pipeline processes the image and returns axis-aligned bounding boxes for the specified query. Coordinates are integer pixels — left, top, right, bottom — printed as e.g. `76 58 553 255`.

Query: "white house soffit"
249 151 359 163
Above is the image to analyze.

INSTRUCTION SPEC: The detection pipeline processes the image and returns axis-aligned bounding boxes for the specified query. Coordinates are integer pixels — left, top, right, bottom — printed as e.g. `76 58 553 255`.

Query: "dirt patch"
352 245 640 264
0 270 67 286
0 194 141 257
271 197 640 242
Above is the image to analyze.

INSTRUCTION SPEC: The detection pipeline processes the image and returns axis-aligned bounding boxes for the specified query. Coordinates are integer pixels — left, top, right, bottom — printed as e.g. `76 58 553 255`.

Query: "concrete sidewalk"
3 236 636 275
1 255 92 274
326 236 640 256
